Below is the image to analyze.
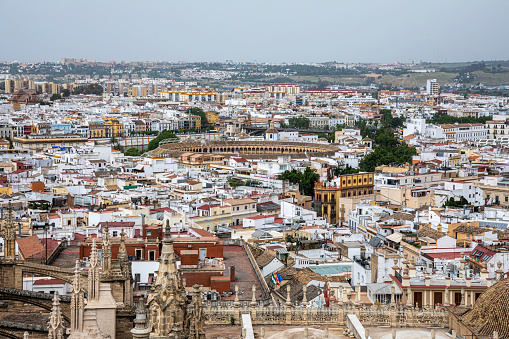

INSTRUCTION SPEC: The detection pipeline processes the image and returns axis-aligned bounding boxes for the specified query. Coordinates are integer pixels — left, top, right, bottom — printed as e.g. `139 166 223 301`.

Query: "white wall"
132 261 160 283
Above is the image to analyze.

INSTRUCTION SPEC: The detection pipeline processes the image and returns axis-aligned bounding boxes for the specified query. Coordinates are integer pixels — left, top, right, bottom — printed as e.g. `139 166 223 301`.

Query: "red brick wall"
181 253 198 266
211 278 230 294
173 242 223 258
181 271 223 288
80 243 160 261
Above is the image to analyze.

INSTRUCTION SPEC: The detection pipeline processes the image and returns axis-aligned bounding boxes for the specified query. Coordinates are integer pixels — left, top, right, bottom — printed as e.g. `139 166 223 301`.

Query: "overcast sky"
3 0 508 63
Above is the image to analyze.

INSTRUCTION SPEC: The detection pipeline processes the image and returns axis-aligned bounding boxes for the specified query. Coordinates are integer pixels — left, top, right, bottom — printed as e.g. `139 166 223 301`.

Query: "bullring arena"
145 140 341 159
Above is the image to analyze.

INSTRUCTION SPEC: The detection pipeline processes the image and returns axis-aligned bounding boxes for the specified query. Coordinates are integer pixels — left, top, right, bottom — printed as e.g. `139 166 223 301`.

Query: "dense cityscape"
0 56 508 339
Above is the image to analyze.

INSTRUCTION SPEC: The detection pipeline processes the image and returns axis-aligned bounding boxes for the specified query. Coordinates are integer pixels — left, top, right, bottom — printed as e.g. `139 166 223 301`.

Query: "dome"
460 277 509 338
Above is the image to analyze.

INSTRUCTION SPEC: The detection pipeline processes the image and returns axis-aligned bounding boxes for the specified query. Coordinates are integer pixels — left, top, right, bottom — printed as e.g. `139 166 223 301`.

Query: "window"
112 231 118 237
245 206 247 210
252 204 255 208
135 273 140 283
146 230 152 236
135 249 143 261
148 250 155 261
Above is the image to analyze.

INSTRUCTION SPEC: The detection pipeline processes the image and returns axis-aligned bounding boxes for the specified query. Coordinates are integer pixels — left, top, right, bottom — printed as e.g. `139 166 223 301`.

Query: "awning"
276 248 289 255
386 232 403 243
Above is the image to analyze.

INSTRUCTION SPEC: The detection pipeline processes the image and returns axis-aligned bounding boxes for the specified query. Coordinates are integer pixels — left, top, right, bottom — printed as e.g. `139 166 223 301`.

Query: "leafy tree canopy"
427 113 492 125
125 148 142 156
147 131 178 151
73 83 103 95
278 167 320 196
50 93 62 101
186 107 208 126
288 117 310 129
442 196 469 208
357 111 417 172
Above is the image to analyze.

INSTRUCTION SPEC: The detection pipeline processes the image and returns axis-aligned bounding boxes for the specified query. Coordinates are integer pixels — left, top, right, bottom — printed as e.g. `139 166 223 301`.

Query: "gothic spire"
88 239 100 302
3 202 16 260
101 222 111 274
48 291 65 339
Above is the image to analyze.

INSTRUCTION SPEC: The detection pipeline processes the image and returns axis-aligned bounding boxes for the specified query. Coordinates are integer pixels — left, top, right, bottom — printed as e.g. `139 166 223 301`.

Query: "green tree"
186 107 208 127
288 117 310 129
278 167 319 196
109 135 121 151
147 131 178 151
50 93 62 101
73 84 103 95
61 88 70 97
334 165 360 176
427 113 492 125
442 196 469 208
358 117 417 172
125 148 141 156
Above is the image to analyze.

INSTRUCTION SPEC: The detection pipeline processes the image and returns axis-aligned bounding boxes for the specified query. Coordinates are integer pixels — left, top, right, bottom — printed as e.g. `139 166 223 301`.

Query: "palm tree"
109 135 121 151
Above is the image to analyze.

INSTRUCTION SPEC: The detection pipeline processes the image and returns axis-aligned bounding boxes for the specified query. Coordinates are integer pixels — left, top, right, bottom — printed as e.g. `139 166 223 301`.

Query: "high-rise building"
426 79 439 95
4 79 14 93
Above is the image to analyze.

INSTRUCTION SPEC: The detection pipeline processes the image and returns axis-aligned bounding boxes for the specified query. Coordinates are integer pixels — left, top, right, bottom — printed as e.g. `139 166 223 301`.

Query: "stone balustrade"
203 303 448 328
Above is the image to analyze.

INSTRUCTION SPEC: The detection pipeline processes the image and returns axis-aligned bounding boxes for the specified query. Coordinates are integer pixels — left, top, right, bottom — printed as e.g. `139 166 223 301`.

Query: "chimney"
230 266 235 282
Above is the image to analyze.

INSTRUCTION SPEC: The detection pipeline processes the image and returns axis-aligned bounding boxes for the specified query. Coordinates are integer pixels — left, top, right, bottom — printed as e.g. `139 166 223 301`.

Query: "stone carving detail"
2 202 16 260
202 288 448 328
146 222 205 338
48 291 65 339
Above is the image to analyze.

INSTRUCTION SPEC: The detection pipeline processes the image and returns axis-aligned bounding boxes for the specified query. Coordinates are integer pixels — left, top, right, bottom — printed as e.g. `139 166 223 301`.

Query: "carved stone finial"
48 291 65 339
302 285 308 306
234 285 240 308
392 328 396 339
131 297 151 338
251 285 257 308
286 285 292 307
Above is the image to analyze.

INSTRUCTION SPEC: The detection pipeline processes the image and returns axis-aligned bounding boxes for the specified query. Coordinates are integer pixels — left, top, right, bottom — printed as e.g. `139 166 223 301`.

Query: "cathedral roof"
460 277 509 337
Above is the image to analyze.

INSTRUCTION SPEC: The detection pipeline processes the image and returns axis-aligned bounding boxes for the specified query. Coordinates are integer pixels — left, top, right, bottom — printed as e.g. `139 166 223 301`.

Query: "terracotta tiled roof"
33 279 66 286
454 225 486 235
249 244 277 267
417 226 445 240
223 198 256 206
380 212 414 222
16 235 45 259
460 277 509 337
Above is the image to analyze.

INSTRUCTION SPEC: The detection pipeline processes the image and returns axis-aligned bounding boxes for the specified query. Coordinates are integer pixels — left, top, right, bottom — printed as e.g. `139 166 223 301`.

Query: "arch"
0 293 70 323
0 329 21 339
20 267 74 285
